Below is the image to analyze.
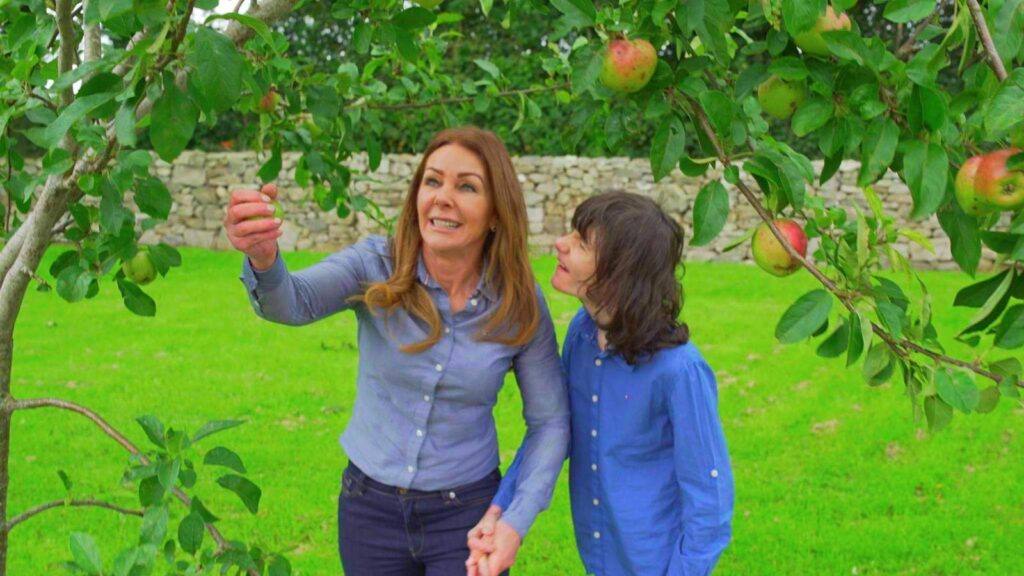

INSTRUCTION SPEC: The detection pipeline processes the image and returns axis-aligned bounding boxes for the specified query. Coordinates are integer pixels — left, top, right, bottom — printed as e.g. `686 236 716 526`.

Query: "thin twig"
685 95 1018 388
965 0 1008 81
8 398 240 557
4 499 143 532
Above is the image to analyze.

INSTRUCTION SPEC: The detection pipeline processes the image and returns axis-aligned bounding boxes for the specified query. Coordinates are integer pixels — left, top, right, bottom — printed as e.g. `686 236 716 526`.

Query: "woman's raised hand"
224 183 284 271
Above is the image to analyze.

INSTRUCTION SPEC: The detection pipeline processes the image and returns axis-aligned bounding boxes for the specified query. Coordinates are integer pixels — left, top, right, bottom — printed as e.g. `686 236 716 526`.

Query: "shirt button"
435 364 443 372
592 394 599 403
444 326 451 334
593 498 600 506
593 531 601 539
470 298 478 306
449 491 457 499
416 429 423 437
407 465 415 473
594 358 602 367
423 395 431 402
591 463 597 472
711 469 719 478
591 429 597 437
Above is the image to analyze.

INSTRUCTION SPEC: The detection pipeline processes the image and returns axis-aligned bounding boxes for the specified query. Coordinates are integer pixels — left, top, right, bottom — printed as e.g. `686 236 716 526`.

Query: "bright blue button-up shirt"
495 308 733 575
239 236 570 537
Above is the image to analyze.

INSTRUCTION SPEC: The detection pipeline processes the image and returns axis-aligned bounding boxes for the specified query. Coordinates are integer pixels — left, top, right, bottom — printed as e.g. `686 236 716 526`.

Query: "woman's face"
416 143 496 259
552 229 597 301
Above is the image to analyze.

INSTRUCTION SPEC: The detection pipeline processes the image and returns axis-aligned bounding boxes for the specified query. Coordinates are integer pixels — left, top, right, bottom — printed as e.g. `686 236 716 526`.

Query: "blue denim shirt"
495 308 734 575
239 236 570 537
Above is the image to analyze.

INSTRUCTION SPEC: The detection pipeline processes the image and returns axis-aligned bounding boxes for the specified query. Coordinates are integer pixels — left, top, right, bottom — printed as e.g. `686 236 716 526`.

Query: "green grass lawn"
7 247 1023 575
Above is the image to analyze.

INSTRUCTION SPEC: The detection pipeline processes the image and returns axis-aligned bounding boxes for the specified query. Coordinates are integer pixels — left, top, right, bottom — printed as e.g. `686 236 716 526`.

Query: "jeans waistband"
346 462 500 498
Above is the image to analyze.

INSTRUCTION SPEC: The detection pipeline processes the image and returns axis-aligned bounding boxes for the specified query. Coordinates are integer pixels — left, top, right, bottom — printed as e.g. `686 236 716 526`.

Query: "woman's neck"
583 299 611 351
422 245 483 302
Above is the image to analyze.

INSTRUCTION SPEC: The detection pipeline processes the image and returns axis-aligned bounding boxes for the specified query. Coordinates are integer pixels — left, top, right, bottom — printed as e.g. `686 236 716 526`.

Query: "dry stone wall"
134 150 997 271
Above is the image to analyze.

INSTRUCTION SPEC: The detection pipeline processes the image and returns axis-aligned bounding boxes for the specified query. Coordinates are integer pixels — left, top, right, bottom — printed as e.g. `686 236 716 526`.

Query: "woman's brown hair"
573 190 690 365
361 127 539 353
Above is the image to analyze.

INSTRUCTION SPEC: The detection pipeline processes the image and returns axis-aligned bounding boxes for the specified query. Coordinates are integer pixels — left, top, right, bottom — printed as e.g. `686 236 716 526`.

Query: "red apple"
752 219 808 277
794 5 852 57
599 37 658 94
974 148 1024 211
954 155 994 217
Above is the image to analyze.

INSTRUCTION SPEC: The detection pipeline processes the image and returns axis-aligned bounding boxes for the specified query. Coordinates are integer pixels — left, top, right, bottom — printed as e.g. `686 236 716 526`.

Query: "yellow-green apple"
599 37 658 94
752 219 808 277
794 5 852 57
122 249 157 285
757 75 808 120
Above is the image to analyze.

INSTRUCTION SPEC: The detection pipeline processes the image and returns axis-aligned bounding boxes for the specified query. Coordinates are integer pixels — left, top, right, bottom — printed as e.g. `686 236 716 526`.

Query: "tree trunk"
0 336 14 576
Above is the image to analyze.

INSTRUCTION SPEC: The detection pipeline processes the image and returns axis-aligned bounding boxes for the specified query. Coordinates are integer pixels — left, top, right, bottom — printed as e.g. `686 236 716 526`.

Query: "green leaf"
393 7 436 29
985 69 1024 137
58 469 73 491
204 446 247 474
958 269 1013 336
976 387 1001 414
863 344 895 386
178 513 205 555
791 96 834 137
690 180 730 246
204 13 280 56
135 178 172 220
910 84 946 133
217 474 262 514
650 115 686 182
551 0 597 28
186 27 243 113
139 506 168 546
157 458 180 489
876 301 905 339
858 118 899 186
136 415 166 448
352 22 372 54
192 419 244 443
955 270 1012 308
70 532 102 575
268 555 292 576
190 497 220 523
934 370 979 413
571 46 603 94
40 93 116 149
258 144 282 184
902 141 948 220
99 0 133 21
698 91 735 138
767 57 809 81
938 206 981 276
817 317 850 358
139 475 165 507
473 59 501 79
776 290 832 344
117 278 157 316
480 0 494 16
994 305 1024 349
150 77 198 162
883 0 936 23
782 0 825 34
924 395 953 432
57 266 91 303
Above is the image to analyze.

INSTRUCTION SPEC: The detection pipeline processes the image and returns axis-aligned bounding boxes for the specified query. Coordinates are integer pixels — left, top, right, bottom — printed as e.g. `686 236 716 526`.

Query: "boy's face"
552 229 597 302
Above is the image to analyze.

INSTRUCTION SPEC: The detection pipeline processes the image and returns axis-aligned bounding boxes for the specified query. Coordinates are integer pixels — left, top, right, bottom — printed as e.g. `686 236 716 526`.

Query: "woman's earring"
490 224 498 233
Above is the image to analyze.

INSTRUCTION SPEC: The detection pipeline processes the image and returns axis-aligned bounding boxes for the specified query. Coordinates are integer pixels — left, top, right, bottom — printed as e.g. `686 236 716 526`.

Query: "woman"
224 127 569 575
467 191 734 575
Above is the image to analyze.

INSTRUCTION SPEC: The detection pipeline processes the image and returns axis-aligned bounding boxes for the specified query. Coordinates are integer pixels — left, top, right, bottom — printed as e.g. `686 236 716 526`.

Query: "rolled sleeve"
238 238 374 326
666 355 734 576
502 287 570 539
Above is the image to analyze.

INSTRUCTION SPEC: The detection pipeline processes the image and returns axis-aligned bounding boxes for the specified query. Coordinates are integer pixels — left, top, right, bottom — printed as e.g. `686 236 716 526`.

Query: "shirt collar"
577 310 636 372
416 251 498 301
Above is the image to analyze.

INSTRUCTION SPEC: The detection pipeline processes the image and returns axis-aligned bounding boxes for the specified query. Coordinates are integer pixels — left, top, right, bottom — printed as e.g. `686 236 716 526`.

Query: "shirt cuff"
500 501 541 541
240 253 287 292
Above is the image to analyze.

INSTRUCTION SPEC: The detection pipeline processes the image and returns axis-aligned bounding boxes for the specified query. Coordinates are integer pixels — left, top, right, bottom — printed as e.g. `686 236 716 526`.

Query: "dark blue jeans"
338 463 508 576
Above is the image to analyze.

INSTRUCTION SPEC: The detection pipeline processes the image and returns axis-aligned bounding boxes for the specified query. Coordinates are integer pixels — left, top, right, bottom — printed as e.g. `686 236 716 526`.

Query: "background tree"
1 0 1023 573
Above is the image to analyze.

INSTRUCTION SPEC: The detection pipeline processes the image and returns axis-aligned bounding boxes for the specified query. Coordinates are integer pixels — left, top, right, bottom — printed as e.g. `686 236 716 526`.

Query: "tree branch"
83 0 102 66
685 95 1019 388
4 499 143 532
224 0 298 44
965 0 1008 81
54 0 79 107
9 398 249 567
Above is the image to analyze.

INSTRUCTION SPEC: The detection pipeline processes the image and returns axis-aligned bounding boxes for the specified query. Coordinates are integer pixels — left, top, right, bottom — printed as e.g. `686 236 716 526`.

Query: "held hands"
224 183 283 271
466 506 521 576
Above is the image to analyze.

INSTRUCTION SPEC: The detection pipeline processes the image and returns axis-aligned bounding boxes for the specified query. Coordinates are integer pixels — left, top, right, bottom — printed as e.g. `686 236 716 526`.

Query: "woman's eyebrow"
425 166 484 181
